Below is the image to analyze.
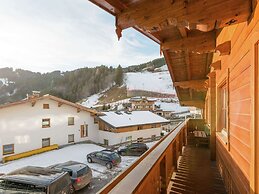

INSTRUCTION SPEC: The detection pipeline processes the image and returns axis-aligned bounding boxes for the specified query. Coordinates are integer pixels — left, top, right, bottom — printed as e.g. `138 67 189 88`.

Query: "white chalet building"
0 94 99 162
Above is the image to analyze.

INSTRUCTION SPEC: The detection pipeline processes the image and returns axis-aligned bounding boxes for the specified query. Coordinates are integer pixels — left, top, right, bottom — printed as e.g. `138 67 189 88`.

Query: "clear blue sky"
0 0 160 72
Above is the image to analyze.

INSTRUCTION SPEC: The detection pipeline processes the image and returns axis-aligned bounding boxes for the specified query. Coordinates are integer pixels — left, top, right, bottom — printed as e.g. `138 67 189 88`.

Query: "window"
42 118 50 128
151 124 157 128
219 83 228 133
137 126 143 130
137 137 143 143
104 139 109 146
42 138 50 148
43 104 49 109
68 117 74 126
80 124 88 137
68 134 74 143
3 144 14 155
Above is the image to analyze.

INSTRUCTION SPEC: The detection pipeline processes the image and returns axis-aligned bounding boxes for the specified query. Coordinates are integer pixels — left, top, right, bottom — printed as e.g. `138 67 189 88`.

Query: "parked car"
49 161 92 191
0 166 72 194
87 150 121 169
117 143 149 156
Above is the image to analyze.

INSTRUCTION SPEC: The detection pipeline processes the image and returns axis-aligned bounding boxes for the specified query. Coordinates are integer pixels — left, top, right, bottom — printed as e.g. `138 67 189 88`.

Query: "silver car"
49 161 92 191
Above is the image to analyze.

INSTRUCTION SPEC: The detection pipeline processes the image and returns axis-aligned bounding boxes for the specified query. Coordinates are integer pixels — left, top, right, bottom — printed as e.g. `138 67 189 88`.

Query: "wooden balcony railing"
98 119 189 194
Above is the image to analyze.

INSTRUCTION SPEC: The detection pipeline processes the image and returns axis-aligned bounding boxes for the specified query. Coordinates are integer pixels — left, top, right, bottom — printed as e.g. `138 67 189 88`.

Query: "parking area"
0 141 158 193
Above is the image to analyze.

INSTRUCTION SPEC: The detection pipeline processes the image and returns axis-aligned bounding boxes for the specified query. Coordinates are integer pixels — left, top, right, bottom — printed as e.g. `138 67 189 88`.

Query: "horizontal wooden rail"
3 144 59 163
98 119 188 194
110 136 163 150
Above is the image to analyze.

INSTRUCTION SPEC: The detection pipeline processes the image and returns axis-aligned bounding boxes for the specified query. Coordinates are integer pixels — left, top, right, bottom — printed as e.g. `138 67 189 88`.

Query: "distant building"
97 111 169 145
154 101 190 119
0 94 99 162
130 96 157 111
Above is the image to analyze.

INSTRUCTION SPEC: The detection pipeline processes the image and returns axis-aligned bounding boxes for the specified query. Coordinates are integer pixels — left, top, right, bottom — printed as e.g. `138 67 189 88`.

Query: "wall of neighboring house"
205 5 259 193
98 120 162 133
98 127 162 145
131 101 155 111
0 98 99 161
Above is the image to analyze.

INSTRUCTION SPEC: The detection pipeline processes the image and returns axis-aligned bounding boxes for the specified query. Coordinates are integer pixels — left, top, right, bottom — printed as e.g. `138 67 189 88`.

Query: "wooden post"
208 71 216 161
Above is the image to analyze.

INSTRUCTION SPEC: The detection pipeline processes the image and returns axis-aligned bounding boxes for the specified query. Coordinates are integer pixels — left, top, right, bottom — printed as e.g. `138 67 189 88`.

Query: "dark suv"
117 143 149 156
49 161 92 191
87 150 121 169
0 166 72 194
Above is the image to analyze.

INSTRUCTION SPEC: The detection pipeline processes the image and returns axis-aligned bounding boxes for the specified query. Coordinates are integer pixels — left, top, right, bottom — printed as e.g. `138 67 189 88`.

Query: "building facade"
98 111 169 145
130 96 156 111
0 95 99 162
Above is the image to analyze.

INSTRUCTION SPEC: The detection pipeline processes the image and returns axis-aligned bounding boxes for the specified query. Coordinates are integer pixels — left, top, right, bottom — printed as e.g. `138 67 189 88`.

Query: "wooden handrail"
98 119 189 194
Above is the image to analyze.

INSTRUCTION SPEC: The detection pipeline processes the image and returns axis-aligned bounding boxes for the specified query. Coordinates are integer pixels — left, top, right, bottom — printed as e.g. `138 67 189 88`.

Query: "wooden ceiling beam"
211 60 221 70
117 0 251 32
161 31 216 53
180 100 205 109
177 26 194 100
105 0 127 11
174 79 208 91
215 41 231 56
178 27 188 38
184 51 193 100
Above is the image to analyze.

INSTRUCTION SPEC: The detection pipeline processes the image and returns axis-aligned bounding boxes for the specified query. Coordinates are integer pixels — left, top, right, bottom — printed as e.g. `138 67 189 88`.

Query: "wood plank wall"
205 4 259 193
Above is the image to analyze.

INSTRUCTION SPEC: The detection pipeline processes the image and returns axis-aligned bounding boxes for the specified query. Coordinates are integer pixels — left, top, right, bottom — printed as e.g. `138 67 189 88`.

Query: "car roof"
0 166 67 186
51 161 88 172
101 150 117 155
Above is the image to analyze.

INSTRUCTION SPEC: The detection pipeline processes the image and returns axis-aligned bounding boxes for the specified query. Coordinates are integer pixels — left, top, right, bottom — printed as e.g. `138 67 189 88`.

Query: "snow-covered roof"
0 94 98 114
130 96 157 102
155 101 190 112
99 111 169 128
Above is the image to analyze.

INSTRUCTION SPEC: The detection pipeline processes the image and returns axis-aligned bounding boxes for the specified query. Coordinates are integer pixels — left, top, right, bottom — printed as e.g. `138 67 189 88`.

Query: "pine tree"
115 65 123 86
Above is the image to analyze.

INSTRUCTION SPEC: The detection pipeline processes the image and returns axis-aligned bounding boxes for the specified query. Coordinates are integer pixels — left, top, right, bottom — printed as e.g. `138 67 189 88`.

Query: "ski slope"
125 70 175 94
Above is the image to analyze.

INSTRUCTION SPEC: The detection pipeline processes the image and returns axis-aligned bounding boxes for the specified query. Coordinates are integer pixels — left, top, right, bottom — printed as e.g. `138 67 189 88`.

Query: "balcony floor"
168 137 227 194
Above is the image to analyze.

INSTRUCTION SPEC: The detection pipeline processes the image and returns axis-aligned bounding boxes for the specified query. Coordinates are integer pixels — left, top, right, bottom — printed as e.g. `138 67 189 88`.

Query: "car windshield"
0 180 46 194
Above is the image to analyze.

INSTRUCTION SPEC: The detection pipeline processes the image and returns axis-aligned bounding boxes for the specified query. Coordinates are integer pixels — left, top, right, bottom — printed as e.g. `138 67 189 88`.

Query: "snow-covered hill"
81 66 178 108
125 70 175 95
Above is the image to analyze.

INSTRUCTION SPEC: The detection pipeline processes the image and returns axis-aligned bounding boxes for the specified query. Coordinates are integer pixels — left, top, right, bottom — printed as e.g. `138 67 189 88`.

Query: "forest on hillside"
0 57 165 104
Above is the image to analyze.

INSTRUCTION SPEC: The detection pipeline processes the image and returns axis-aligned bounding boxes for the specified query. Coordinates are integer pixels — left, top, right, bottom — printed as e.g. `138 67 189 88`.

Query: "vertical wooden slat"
254 40 259 194
227 68 231 151
209 71 216 161
250 38 259 194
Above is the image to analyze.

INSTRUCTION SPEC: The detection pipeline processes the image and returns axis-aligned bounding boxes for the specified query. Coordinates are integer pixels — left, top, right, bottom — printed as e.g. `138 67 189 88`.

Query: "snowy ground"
0 141 158 178
0 78 8 86
81 93 103 108
125 71 175 94
0 142 159 193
